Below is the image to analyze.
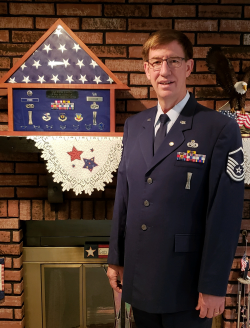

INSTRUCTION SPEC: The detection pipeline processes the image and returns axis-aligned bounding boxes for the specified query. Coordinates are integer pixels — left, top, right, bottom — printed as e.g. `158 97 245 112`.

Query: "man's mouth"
159 81 174 85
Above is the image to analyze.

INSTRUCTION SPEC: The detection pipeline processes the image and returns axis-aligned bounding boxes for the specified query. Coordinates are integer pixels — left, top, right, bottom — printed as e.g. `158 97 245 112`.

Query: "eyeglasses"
147 57 185 71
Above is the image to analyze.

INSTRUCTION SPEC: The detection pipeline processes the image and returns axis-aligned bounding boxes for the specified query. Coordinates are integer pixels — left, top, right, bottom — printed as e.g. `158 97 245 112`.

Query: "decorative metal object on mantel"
0 19 129 194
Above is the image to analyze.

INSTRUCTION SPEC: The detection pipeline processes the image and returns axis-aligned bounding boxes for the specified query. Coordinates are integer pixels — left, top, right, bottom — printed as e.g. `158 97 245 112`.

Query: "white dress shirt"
154 92 190 136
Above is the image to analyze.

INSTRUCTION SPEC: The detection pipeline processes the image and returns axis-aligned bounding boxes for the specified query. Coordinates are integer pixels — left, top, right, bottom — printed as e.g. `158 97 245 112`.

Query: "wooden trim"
0 131 123 137
0 18 129 90
110 89 115 133
0 83 129 90
0 89 8 97
7 87 13 132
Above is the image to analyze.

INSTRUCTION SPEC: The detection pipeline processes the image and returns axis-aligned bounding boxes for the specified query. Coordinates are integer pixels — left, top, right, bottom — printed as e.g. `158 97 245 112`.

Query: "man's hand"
195 292 225 318
107 264 124 293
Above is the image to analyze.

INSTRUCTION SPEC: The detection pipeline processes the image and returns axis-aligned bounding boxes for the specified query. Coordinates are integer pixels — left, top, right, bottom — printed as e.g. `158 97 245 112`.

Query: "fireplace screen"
42 264 114 328
23 247 126 328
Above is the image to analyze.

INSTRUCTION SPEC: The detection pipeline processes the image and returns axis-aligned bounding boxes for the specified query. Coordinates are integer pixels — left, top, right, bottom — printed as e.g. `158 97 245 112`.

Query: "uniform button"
144 200 150 207
147 177 153 184
141 224 147 231
169 142 174 146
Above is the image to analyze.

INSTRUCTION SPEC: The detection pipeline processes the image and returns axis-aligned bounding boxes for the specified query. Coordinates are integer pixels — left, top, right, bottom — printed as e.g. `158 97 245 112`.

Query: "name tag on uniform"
177 151 206 163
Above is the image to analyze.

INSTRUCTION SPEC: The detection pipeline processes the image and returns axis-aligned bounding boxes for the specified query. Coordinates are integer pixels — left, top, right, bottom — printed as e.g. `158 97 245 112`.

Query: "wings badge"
226 147 245 182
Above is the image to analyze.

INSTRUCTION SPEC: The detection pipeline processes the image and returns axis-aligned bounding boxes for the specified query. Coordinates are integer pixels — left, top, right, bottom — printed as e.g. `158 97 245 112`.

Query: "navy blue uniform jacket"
108 93 244 313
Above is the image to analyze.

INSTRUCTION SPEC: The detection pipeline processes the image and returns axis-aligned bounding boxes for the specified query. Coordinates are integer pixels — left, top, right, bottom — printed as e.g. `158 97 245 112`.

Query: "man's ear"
186 59 194 78
144 62 151 81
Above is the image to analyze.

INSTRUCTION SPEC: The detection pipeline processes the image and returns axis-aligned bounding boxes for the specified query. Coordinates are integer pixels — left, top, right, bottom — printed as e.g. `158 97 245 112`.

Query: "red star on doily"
67 146 83 161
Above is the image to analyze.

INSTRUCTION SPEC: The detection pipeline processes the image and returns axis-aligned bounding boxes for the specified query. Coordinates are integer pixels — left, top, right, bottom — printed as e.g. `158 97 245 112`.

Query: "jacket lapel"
138 106 157 167
146 94 197 173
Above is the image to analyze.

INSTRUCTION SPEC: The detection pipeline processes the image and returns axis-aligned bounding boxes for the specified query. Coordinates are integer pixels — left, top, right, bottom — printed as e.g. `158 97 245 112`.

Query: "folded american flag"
0 258 4 300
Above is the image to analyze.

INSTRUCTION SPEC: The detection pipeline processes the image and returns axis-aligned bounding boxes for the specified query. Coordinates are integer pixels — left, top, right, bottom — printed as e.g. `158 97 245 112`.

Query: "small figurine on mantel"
241 252 250 280
206 46 250 114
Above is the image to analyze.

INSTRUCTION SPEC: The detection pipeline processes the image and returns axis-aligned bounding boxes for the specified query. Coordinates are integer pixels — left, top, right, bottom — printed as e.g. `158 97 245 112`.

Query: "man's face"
144 41 194 107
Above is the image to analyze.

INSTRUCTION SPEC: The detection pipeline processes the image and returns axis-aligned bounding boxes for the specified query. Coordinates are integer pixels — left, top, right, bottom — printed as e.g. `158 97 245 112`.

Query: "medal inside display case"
13 88 111 132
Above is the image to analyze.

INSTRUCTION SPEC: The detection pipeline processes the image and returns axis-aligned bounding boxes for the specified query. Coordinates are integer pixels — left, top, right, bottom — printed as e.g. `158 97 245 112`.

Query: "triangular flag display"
0 19 128 136
7 24 113 86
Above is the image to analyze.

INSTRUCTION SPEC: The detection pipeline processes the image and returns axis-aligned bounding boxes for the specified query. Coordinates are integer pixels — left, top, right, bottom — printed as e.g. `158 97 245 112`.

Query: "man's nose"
160 60 171 76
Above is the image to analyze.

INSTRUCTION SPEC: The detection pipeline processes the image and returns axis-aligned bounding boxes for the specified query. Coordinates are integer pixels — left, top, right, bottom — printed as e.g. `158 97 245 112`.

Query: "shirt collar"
155 91 190 127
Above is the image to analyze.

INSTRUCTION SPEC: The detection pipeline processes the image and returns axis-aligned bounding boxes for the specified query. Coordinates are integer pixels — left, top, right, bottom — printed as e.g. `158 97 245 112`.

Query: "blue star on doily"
83 157 98 172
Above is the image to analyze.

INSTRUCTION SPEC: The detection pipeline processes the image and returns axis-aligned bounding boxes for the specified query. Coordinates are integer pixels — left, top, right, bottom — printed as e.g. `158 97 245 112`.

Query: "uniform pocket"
174 161 204 169
175 234 201 252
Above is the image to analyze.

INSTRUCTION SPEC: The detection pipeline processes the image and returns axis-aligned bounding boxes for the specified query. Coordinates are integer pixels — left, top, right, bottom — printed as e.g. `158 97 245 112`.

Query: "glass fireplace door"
41 264 115 328
42 264 83 328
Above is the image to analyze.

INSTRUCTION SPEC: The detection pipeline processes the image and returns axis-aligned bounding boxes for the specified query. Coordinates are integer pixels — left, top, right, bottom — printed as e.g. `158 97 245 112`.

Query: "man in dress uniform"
107 29 244 328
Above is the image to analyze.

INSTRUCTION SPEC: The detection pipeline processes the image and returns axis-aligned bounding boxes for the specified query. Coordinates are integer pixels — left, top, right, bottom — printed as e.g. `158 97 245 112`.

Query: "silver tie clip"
185 172 193 190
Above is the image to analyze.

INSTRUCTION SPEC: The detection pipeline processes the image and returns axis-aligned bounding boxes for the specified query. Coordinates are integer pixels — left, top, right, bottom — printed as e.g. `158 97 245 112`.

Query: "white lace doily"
27 136 123 195
243 138 250 185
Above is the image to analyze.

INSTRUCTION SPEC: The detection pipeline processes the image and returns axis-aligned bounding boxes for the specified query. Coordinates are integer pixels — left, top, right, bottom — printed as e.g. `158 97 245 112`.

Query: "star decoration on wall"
51 74 60 83
22 76 31 83
79 74 87 83
83 157 98 172
43 44 52 53
93 76 102 84
37 75 46 83
86 247 96 257
76 59 84 69
32 60 41 69
58 44 67 53
21 63 27 71
72 43 81 52
90 59 98 68
67 146 83 161
66 75 74 83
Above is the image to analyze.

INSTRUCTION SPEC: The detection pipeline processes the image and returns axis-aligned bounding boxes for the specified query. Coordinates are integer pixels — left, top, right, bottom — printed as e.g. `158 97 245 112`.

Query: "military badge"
75 113 83 122
26 104 34 109
98 122 105 130
27 90 33 96
45 125 53 129
226 147 245 181
85 124 91 130
93 111 97 125
90 102 99 109
28 111 33 125
60 125 66 130
58 113 67 121
187 140 198 148
42 113 51 121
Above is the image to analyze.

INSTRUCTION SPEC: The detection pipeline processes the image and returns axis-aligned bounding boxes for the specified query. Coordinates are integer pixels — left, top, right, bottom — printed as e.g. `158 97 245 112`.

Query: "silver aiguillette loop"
185 172 192 190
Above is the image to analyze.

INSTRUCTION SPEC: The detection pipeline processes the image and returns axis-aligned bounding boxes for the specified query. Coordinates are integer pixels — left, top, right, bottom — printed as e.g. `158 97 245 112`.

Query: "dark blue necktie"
154 114 170 154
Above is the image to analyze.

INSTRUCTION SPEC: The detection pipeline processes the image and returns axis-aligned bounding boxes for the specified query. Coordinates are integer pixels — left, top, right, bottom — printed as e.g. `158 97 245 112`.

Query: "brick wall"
0 0 249 327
